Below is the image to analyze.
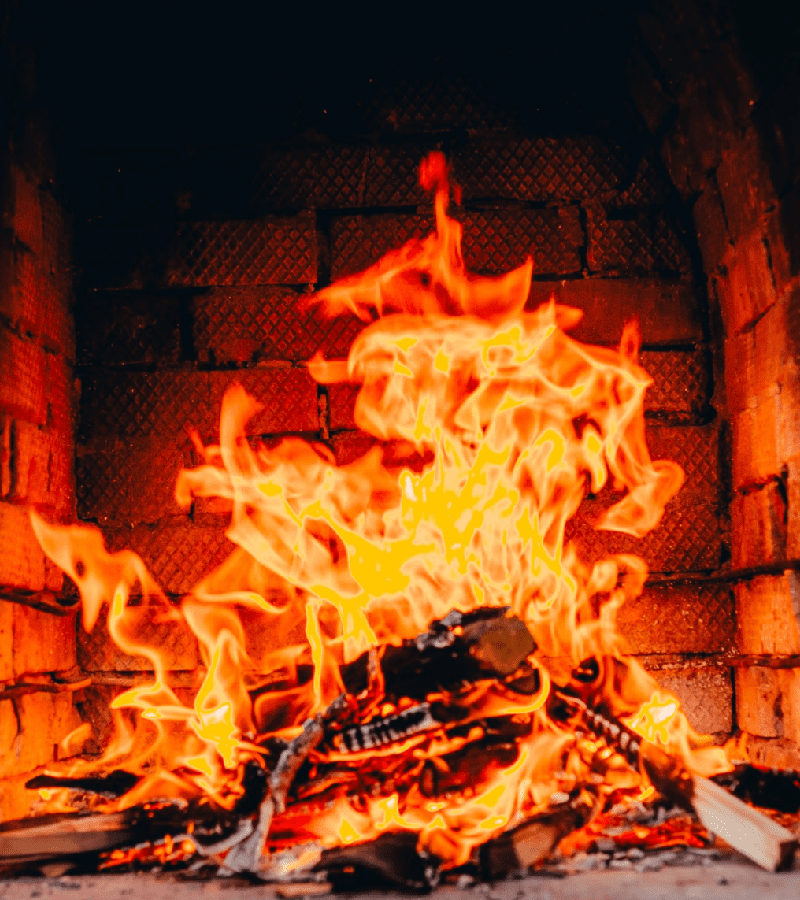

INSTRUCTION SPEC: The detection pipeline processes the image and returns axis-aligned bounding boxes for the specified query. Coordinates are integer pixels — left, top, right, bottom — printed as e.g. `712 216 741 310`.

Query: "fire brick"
76 437 192 526
207 368 318 437
192 287 363 365
102 523 234 595
38 186 73 301
692 179 732 276
653 667 733 735
736 573 800 655
587 207 691 274
617 583 734 655
732 394 782 489
79 371 213 440
163 215 317 287
0 601 12 682
9 420 50 505
736 668 800 744
76 293 182 367
328 351 711 431
1 164 43 256
78 606 198 673
717 230 777 335
460 209 582 277
525 278 704 345
453 137 630 203
0 502 62 592
0 692 74 778
13 604 77 677
731 483 788 569
716 126 777 246
0 327 47 425
331 213 433 280
725 286 800 418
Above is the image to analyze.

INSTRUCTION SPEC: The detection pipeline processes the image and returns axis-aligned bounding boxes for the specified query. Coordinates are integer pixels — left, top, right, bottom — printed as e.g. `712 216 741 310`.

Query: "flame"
29 152 730 867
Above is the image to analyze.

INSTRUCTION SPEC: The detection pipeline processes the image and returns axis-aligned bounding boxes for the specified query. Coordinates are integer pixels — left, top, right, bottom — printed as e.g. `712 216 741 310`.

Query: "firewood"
691 775 797 872
319 831 440 890
480 796 595 878
340 608 537 702
550 688 799 872
0 810 137 864
712 764 800 813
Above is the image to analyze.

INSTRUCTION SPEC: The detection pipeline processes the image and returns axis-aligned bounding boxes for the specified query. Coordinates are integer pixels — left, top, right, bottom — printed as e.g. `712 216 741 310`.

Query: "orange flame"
29 152 728 866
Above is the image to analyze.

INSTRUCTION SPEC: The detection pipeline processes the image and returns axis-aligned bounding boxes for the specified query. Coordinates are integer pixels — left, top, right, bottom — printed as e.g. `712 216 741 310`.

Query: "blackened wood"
26 770 140 798
320 831 440 891
712 765 800 813
341 608 536 701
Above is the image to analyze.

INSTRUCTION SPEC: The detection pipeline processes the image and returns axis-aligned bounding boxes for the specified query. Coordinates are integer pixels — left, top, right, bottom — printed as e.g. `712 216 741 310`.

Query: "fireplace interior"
1 0 800 887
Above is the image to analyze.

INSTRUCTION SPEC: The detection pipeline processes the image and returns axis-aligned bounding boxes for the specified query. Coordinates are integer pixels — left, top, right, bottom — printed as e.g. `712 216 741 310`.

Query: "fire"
28 152 730 871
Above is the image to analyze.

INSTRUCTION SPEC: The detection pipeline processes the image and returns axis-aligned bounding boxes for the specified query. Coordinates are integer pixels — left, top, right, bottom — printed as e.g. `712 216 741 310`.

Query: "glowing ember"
29 152 731 871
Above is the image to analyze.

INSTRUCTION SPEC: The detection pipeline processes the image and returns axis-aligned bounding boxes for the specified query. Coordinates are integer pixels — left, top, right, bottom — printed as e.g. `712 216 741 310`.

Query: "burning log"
550 687 798 871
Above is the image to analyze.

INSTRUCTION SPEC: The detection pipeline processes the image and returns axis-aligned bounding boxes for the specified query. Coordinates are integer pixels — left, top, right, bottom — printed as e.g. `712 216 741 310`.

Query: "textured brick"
618 583 734 655
0 327 47 424
103 523 234 595
612 152 672 207
13 604 77 676
76 293 181 366
328 353 710 432
460 208 582 276
736 573 800 656
329 382 361 431
364 77 520 132
526 278 704 345
731 483 788 569
207 368 318 437
78 605 199 672
0 502 62 592
652 666 732 735
253 143 435 210
736 668 800 743
79 371 213 440
789 458 800 561
77 437 191 526
253 144 370 210
453 137 630 202
192 287 362 365
364 143 434 207
163 215 317 286
331 213 433 280
331 430 377 467
331 209 582 281
640 349 711 423
568 424 722 573
587 207 691 273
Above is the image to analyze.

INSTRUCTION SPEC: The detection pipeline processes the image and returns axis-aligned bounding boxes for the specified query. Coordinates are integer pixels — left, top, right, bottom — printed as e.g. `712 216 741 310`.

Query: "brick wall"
69 76 736 742
628 0 800 765
0 10 80 817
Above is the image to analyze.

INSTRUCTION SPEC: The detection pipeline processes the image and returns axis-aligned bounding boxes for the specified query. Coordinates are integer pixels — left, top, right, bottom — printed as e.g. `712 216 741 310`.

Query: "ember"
8 153 795 881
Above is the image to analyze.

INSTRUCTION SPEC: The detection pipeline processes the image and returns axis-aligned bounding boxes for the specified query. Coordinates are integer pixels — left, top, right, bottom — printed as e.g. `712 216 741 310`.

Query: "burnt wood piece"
551 691 798 872
712 765 800 813
340 608 537 701
480 796 595 878
319 831 440 892
0 810 138 864
26 770 140 798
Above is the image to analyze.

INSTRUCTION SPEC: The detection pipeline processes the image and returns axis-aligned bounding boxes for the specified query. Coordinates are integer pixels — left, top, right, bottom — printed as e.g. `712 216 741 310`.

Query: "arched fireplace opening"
0 0 798 876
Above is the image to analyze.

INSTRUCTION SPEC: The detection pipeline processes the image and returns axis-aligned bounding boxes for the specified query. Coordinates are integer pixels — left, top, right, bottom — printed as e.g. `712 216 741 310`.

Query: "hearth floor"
2 861 800 900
